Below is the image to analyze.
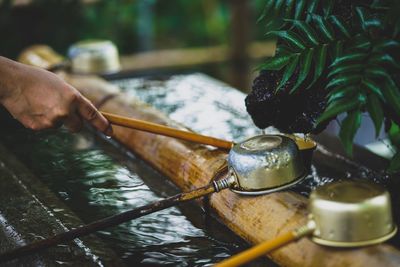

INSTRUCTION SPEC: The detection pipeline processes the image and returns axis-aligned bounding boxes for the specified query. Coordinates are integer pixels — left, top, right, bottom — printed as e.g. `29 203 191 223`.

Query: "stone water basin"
0 73 399 266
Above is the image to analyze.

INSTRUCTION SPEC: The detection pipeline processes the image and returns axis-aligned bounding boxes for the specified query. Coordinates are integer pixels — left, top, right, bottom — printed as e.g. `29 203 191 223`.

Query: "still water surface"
0 127 272 266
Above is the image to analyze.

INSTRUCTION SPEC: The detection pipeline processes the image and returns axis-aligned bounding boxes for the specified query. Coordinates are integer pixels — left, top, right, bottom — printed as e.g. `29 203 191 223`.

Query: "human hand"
0 57 112 134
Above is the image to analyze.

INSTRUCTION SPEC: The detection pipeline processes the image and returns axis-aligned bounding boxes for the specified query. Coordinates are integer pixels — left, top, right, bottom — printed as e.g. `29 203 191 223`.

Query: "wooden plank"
119 41 276 72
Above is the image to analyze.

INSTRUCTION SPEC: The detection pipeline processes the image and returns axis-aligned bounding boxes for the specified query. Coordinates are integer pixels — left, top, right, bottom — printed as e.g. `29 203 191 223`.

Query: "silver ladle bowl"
309 179 397 246
220 134 308 195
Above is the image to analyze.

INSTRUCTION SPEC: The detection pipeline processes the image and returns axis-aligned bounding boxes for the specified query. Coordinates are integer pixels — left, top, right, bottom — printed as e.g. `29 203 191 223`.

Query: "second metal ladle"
215 179 398 267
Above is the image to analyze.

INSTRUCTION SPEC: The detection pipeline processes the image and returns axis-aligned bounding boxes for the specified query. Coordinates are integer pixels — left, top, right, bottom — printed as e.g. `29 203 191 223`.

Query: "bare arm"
0 56 112 134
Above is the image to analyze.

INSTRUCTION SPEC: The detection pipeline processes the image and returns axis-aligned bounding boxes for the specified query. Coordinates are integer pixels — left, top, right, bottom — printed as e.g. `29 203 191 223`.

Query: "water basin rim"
229 171 307 195
311 226 398 247
233 134 317 151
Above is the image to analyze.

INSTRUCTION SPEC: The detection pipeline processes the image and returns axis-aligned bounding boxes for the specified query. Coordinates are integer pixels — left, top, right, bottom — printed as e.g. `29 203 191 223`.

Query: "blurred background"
0 0 387 150
0 0 276 92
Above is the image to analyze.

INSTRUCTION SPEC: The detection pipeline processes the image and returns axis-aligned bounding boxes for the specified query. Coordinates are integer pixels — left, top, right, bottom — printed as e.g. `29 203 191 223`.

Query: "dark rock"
245 70 328 134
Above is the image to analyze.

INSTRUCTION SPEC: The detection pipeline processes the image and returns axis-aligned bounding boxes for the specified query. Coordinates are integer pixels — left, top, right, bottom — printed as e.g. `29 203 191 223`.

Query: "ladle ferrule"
213 175 236 192
294 220 316 238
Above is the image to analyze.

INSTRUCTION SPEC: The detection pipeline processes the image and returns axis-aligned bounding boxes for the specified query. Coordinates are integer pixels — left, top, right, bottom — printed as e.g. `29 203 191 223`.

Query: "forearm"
0 56 111 133
0 56 21 102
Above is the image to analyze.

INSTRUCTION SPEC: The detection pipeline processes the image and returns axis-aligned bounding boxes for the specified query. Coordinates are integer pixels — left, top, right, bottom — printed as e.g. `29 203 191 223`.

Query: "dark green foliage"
260 11 353 96
257 0 400 171
0 0 233 58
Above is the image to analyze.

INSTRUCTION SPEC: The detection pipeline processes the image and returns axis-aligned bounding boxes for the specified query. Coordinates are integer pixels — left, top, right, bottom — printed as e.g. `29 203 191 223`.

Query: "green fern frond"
316 94 363 124
339 109 362 156
261 14 351 93
258 0 400 171
372 0 400 37
366 94 384 136
258 0 297 31
276 54 299 91
257 46 299 70
388 121 400 172
258 0 330 31
321 42 400 153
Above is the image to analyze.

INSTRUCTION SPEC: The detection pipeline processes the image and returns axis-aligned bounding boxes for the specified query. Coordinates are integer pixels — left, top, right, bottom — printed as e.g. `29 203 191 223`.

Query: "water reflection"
114 74 260 141
0 128 265 266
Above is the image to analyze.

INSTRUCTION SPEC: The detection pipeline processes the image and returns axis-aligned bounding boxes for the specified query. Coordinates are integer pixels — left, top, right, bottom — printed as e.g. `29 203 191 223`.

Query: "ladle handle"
215 224 314 267
101 112 234 150
0 183 219 263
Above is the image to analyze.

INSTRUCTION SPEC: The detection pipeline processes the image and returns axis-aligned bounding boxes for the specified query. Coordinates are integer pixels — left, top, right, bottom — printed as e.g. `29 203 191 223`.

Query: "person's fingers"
18 114 55 131
63 112 83 133
76 95 113 135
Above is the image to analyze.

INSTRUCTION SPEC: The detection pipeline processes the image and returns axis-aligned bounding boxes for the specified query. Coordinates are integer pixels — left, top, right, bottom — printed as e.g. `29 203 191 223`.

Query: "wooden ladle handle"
101 111 234 150
215 224 314 267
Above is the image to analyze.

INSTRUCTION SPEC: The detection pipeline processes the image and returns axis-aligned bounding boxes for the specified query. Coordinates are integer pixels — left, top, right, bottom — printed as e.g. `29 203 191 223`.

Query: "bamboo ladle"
0 173 231 263
102 112 316 193
101 111 235 149
101 111 316 152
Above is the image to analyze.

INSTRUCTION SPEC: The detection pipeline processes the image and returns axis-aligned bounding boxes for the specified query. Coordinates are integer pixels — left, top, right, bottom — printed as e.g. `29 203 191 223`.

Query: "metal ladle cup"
68 40 121 75
215 179 398 267
221 134 310 195
18 42 121 75
309 179 397 247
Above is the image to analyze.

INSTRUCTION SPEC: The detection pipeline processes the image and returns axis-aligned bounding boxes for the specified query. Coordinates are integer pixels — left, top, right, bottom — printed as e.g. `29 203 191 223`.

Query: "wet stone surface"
0 143 124 266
